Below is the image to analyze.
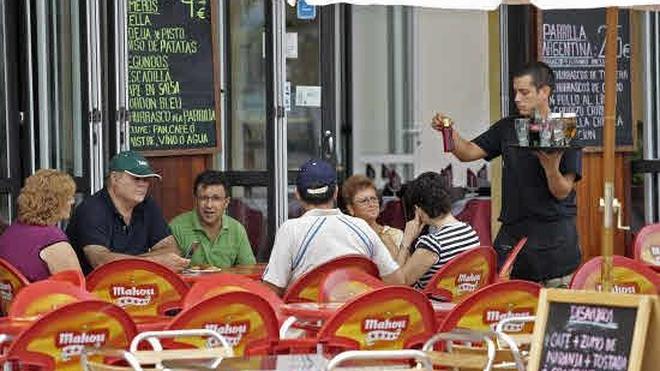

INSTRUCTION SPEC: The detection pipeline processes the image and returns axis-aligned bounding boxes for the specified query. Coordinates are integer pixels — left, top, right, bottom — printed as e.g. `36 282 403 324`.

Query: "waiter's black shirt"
472 115 583 225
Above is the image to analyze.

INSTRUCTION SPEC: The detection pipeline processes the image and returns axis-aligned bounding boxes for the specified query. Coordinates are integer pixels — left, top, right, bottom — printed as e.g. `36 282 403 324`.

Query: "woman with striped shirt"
388 172 480 291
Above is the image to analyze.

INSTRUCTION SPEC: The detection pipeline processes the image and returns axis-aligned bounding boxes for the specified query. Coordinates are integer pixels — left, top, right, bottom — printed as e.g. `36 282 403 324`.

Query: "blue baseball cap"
296 159 337 196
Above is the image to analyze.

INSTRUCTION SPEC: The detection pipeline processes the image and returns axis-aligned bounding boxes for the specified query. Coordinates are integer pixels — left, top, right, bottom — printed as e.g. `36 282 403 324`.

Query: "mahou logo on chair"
56 329 108 361
361 315 409 345
110 284 158 307
595 282 639 294
454 271 482 294
482 308 533 332
0 280 13 301
204 321 250 347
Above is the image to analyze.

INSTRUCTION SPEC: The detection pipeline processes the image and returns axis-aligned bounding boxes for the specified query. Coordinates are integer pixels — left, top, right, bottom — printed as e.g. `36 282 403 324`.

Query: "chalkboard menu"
529 289 653 371
541 9 634 150
127 0 219 154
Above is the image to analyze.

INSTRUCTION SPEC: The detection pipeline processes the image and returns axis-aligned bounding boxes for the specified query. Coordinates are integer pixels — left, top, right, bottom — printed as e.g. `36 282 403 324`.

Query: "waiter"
433 61 582 287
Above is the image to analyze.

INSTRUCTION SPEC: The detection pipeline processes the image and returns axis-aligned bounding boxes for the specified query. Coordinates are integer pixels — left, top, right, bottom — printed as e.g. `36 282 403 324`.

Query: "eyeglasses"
196 195 227 203
353 196 379 205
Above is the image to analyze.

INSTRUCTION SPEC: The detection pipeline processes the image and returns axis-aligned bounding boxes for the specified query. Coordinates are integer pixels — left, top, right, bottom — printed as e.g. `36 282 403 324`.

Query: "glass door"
0 0 94 221
223 0 343 259
0 0 21 221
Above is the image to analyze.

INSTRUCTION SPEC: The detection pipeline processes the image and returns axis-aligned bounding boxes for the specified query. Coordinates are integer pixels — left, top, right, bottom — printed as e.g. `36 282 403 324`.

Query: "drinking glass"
550 118 565 147
562 113 577 145
539 121 552 147
514 118 529 146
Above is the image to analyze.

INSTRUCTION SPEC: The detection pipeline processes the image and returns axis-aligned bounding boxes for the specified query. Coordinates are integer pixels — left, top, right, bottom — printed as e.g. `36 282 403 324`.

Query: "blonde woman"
0 169 81 281
342 174 404 254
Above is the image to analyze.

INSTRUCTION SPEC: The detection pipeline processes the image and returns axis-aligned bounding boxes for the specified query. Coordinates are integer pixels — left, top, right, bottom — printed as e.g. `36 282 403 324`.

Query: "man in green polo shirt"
170 170 255 268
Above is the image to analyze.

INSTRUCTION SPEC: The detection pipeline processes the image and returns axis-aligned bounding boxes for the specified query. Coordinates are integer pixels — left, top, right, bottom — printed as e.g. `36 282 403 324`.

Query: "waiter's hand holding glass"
431 113 456 152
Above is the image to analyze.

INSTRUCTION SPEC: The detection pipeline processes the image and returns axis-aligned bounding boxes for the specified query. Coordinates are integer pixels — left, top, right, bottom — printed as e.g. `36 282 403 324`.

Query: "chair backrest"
228 198 264 255
165 291 280 357
183 273 284 321
283 254 379 303
0 257 30 316
437 280 541 335
5 300 137 370
317 286 436 351
497 237 528 281
633 223 660 270
48 269 86 289
86 259 189 317
318 268 386 302
8 280 95 318
422 247 496 302
569 255 660 294
377 199 405 230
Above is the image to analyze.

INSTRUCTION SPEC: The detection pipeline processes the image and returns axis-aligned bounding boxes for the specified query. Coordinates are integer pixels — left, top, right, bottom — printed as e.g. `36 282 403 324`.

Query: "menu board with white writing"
541 9 634 150
529 289 653 371
127 0 219 154
539 302 636 371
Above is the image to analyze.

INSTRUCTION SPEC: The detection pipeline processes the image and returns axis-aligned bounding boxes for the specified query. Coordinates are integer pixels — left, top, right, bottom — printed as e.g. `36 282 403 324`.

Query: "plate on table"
184 265 222 274
508 144 583 152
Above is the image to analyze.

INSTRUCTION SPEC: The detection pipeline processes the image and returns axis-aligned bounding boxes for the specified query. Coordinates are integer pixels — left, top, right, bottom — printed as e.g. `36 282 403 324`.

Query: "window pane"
227 0 267 171
0 194 11 222
285 6 321 169
227 185 268 260
52 0 84 176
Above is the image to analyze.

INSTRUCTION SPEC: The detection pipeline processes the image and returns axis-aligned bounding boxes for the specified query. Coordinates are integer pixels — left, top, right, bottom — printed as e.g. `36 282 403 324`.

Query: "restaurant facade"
0 1 659 262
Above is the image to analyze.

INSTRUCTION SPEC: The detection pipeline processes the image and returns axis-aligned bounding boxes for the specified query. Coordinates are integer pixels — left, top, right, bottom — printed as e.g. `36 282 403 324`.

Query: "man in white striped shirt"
262 159 405 296
388 172 480 290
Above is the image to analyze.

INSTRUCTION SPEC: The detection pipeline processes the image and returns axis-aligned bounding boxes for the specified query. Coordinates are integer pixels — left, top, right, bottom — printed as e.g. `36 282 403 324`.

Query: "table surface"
161 353 419 371
281 301 456 322
180 263 267 283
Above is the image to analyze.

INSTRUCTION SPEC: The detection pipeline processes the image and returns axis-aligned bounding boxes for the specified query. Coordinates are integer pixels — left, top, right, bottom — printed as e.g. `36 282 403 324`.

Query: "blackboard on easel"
539 9 636 152
528 289 653 371
127 0 221 156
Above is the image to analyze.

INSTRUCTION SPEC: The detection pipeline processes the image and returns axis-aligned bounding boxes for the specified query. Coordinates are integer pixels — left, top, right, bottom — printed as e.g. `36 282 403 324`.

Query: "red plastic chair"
318 268 385 303
48 270 86 289
8 280 95 319
1 300 137 370
164 291 280 357
569 255 660 294
183 273 285 323
497 237 528 281
278 286 437 354
283 255 379 303
437 280 542 334
632 223 660 272
421 246 496 302
86 259 189 332
0 258 30 316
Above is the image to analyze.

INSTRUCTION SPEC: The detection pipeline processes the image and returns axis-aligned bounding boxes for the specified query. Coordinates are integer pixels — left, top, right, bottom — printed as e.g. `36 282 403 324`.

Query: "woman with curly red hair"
342 174 404 254
0 169 81 281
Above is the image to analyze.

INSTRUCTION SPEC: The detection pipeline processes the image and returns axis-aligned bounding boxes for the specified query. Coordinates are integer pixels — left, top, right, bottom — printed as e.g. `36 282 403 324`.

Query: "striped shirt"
412 222 480 290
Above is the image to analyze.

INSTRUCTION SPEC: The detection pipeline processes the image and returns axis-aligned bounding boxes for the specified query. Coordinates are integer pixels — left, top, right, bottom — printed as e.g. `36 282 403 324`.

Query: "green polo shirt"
169 211 256 267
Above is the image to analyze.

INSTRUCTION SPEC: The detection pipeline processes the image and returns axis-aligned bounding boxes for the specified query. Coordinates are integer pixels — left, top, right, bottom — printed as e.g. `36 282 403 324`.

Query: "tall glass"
562 113 577 145
514 118 529 146
549 113 565 147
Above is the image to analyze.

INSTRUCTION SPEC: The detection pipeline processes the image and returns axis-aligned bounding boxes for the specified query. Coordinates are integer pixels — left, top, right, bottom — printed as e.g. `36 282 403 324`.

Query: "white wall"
351 7 391 157
415 8 491 186
352 7 493 187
